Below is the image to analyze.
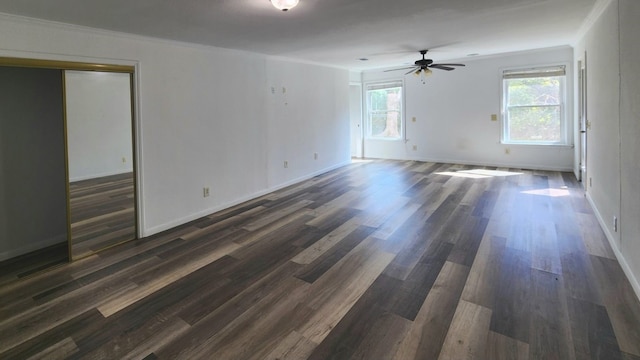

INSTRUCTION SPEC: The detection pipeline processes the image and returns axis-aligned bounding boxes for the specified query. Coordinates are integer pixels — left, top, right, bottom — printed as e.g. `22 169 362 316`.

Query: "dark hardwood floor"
69 172 136 258
0 242 68 285
1 160 639 359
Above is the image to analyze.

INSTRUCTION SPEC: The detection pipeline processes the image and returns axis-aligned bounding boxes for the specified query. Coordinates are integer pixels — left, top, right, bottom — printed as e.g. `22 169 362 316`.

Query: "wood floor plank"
264 331 318 360
69 258 233 358
576 212 617 259
484 331 529 360
304 190 361 226
179 206 266 242
349 311 412 360
297 237 395 344
295 225 376 284
241 199 314 232
120 318 191 360
291 218 362 265
438 299 492 360
461 235 507 309
0 309 104 360
489 247 532 343
386 242 455 321
233 208 313 247
447 215 489 267
97 241 240 317
355 195 410 229
192 279 312 360
590 255 640 356
560 250 603 305
25 337 79 360
372 202 421 240
154 260 303 358
393 261 471 360
567 296 624 359
530 219 562 274
528 269 575 360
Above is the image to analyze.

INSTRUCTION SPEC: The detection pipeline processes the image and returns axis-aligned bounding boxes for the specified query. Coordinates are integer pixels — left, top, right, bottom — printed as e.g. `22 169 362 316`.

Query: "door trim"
0 56 140 261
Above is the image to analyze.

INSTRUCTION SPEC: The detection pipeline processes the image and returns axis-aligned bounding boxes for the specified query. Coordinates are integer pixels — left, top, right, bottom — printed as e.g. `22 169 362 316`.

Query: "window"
366 81 403 139
502 66 567 145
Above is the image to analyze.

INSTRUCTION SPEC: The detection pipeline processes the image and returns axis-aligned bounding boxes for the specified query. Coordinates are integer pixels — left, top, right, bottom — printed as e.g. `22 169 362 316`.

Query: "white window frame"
501 65 569 146
365 80 405 141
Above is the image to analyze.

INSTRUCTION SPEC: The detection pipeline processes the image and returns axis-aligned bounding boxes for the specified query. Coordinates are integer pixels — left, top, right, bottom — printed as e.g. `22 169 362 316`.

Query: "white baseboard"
586 193 640 302
0 234 68 262
142 161 351 237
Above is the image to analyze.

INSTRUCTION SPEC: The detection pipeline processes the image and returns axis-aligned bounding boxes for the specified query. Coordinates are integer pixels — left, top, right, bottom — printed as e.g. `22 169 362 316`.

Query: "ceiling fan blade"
429 65 456 71
384 66 417 73
404 67 421 75
432 63 466 67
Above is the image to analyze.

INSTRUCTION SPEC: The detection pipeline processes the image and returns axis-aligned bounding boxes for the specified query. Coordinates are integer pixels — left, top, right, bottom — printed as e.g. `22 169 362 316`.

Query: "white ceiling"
0 0 596 70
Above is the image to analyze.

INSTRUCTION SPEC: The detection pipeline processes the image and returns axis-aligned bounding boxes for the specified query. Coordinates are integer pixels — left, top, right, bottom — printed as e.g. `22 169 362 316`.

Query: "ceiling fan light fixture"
270 0 299 11
424 68 433 77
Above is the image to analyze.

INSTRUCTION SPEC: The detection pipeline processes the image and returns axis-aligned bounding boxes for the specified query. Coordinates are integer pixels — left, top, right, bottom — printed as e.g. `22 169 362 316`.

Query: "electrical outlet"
284 161 288 168
203 187 210 197
491 114 498 121
122 157 126 163
589 177 592 187
412 117 417 123
412 145 417 151
505 148 510 155
314 153 318 160
613 216 618 232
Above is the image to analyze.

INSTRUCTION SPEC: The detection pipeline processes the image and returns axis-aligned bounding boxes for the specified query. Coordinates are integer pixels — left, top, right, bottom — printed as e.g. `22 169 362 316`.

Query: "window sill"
500 142 574 150
366 137 404 142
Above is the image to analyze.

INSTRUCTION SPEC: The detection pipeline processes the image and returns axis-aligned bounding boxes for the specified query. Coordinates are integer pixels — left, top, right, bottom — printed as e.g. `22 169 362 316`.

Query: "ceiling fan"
384 50 465 78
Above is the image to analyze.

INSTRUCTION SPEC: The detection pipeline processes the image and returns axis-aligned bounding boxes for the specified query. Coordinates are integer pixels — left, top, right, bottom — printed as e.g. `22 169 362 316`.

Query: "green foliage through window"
366 82 403 139
503 67 566 144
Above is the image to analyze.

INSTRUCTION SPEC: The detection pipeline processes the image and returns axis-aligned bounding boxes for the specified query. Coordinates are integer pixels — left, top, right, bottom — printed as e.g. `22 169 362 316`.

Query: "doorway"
578 55 588 187
65 70 137 259
0 57 138 276
349 84 363 158
0 66 69 277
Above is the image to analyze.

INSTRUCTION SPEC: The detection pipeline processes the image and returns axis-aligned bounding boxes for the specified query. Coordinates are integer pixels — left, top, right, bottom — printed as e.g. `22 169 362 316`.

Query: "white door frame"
349 83 363 158
578 53 588 187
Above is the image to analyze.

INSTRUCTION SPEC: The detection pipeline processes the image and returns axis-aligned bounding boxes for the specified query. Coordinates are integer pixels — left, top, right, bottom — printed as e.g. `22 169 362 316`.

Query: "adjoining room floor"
69 172 136 258
1 160 639 359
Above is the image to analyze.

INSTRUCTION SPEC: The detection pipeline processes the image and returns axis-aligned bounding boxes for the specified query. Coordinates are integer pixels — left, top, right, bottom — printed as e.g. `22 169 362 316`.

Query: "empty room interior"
1 0 639 358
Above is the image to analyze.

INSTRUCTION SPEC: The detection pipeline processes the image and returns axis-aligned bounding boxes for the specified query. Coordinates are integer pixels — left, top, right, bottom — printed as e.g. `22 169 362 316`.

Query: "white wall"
575 1 621 248
575 0 640 298
0 14 351 237
362 47 575 171
264 59 350 189
65 71 134 181
619 0 640 295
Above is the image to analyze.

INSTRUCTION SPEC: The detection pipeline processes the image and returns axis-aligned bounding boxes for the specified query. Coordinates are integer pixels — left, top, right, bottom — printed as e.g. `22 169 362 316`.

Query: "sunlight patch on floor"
521 187 570 197
436 169 523 179
351 158 374 163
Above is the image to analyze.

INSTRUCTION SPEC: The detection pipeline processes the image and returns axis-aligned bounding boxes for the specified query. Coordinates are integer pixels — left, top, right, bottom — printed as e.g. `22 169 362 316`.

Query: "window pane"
371 111 401 138
366 83 402 139
502 67 566 145
507 106 561 142
507 77 561 106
